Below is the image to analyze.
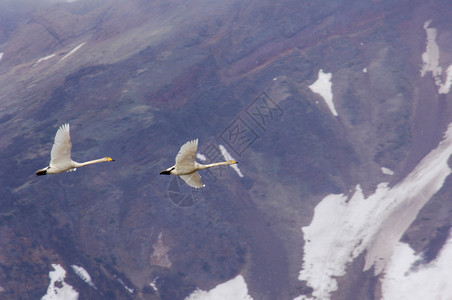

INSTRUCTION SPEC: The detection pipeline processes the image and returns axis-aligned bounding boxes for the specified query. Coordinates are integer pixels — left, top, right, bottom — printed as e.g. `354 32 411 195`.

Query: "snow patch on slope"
197 153 207 161
185 275 253 300
439 65 452 94
309 69 338 116
421 20 452 94
71 265 96 289
297 123 452 299
219 144 243 177
116 276 134 294
381 167 394 175
58 42 86 63
382 233 452 300
150 277 159 292
42 264 78 300
33 54 56 67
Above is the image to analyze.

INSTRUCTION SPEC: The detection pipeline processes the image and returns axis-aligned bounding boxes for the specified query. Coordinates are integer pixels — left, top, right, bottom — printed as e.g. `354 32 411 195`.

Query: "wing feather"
50 123 72 165
179 172 204 188
175 139 198 167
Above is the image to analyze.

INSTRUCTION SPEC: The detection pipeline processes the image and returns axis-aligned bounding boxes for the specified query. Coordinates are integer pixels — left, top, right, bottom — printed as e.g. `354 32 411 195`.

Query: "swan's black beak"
160 170 171 175
36 166 49 176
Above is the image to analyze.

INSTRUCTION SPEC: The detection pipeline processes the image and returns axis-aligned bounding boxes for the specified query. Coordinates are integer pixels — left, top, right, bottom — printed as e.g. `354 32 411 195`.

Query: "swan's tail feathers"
36 167 48 176
180 172 205 188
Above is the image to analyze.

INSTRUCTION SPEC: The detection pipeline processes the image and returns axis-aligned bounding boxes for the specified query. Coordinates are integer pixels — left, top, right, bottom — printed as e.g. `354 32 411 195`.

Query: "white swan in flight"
36 123 114 176
160 139 237 188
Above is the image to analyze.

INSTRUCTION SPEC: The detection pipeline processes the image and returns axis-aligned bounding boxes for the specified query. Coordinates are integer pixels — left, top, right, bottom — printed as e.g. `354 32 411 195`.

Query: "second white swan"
160 139 237 188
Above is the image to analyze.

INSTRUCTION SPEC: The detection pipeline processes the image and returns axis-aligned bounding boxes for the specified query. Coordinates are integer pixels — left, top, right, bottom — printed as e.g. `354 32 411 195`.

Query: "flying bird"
36 123 114 176
160 139 237 188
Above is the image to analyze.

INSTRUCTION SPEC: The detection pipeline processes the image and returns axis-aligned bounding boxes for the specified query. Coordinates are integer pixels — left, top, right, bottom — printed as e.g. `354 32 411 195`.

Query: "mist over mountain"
0 0 451 299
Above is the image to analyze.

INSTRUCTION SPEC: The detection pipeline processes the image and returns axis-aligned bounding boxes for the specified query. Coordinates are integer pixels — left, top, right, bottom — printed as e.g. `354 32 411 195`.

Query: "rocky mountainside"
0 0 451 299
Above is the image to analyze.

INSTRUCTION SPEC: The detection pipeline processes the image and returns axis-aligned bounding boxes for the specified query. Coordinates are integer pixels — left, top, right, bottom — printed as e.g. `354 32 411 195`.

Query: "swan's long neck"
197 160 237 170
74 157 114 167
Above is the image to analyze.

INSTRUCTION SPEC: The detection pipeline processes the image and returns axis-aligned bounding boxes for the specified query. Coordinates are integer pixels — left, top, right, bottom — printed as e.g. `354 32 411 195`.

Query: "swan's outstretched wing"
175 139 198 167
179 172 204 188
50 123 72 166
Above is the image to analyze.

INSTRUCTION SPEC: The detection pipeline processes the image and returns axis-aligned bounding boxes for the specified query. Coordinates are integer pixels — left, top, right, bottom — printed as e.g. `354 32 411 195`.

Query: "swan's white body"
160 139 237 188
36 124 114 176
